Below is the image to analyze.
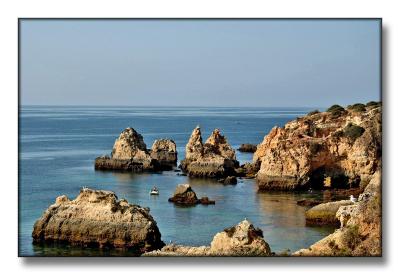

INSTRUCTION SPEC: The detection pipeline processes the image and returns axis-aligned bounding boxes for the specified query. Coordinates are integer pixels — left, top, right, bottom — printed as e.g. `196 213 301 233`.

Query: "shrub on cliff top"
307 110 320 116
347 103 366 112
326 104 345 113
343 123 365 141
326 105 346 118
366 101 381 108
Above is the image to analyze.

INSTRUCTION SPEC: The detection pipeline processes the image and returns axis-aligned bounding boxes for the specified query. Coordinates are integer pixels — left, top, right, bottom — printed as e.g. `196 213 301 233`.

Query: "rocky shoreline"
33 102 381 256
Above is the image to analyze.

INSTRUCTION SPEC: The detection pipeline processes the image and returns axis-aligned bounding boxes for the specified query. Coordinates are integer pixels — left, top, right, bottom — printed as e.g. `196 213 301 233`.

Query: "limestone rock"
295 172 381 256
218 176 237 185
305 200 354 226
168 184 215 206
150 139 177 170
32 188 164 253
235 162 260 178
255 104 381 190
95 128 179 172
144 220 271 256
181 127 238 178
209 220 271 256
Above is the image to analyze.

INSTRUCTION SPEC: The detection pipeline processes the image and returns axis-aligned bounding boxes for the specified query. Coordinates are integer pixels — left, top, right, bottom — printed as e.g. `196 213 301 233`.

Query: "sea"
19 106 336 256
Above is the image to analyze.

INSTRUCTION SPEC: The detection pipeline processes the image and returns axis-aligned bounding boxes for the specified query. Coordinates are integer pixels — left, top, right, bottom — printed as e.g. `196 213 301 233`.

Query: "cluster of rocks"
144 219 271 256
95 128 177 172
168 184 215 206
180 127 238 178
32 188 164 253
253 104 381 191
295 171 381 256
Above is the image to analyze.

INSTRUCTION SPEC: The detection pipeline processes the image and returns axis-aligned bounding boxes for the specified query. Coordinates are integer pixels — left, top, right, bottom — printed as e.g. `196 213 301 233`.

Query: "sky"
20 19 381 107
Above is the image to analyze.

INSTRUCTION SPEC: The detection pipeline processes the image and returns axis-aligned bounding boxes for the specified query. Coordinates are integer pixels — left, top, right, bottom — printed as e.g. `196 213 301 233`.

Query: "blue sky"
20 19 381 107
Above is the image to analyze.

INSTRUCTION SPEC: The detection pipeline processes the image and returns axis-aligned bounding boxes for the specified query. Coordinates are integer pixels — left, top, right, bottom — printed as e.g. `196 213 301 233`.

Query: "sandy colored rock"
294 172 381 256
254 104 381 190
168 184 215 206
305 200 353 226
150 139 177 169
32 188 164 253
144 220 271 256
181 127 238 178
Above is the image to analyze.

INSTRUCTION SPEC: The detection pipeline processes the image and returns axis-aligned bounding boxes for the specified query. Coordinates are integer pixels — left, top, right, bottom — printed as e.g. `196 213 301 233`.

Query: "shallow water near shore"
19 106 336 256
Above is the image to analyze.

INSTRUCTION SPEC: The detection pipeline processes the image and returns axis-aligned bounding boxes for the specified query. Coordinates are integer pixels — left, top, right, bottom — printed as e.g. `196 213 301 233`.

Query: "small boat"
150 187 159 195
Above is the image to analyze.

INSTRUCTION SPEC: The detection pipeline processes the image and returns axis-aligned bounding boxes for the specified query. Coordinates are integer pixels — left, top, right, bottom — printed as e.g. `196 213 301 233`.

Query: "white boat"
150 188 159 195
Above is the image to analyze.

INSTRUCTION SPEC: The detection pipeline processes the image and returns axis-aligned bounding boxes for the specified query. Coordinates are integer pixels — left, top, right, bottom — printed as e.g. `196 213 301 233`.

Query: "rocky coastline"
253 103 381 191
144 220 271 256
33 102 381 257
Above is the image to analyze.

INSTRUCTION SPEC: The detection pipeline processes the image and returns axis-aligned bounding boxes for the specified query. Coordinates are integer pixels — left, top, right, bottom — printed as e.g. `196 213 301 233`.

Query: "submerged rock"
168 184 215 206
150 139 178 170
180 127 238 178
144 220 271 256
32 188 164 253
238 143 257 153
295 172 381 256
305 200 353 226
218 176 237 185
235 162 260 178
254 103 381 191
95 128 178 172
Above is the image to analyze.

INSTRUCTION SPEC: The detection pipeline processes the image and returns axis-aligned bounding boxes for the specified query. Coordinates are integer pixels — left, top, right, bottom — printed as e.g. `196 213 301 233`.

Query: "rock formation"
305 200 354 226
32 188 164 253
95 127 177 172
144 220 271 256
254 103 381 191
150 139 178 170
180 127 238 178
218 176 237 185
168 184 215 206
295 171 381 256
238 143 257 153
235 162 260 178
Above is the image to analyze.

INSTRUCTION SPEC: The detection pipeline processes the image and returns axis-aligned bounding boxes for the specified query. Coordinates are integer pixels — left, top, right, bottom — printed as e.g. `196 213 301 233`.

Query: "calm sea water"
19 106 335 256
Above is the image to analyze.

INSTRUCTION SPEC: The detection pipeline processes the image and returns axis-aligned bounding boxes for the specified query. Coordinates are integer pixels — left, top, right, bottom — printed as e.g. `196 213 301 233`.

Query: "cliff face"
181 127 238 178
255 104 381 190
32 189 164 253
144 220 271 256
295 171 381 256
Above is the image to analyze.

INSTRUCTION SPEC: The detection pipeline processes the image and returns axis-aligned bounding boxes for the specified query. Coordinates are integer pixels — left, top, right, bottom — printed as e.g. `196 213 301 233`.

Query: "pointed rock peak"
185 126 204 160
205 128 226 145
111 127 149 160
190 126 203 142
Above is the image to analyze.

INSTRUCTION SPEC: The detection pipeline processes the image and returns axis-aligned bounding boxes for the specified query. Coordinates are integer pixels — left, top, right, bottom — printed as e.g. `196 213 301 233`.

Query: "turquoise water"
19 106 334 256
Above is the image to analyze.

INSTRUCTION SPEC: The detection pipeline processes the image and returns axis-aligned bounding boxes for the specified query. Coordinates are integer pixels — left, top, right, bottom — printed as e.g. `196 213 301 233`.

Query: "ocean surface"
19 106 336 256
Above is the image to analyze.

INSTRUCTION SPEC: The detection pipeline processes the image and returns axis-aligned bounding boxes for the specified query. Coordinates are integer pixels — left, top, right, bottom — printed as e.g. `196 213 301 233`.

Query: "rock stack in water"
253 103 381 191
168 184 215 206
32 188 164 253
144 220 271 256
150 139 178 170
180 127 238 178
95 127 177 172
